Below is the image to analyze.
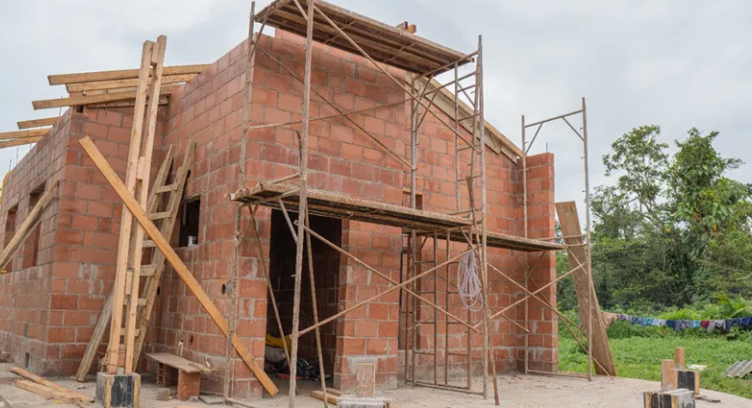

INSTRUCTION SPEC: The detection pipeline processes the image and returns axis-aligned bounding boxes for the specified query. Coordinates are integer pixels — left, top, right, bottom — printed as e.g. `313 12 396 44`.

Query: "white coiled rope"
457 251 483 311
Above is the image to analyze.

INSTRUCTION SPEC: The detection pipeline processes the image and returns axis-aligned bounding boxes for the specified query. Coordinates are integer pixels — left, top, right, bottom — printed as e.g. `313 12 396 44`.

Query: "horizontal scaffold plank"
17 117 60 129
66 73 197 93
0 128 49 141
32 84 178 110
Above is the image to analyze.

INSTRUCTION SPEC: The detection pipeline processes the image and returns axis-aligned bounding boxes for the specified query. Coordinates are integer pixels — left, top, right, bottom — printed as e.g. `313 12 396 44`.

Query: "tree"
587 126 752 309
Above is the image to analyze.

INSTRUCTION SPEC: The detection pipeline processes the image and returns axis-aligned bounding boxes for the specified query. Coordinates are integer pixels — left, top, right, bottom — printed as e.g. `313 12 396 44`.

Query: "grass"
558 328 752 400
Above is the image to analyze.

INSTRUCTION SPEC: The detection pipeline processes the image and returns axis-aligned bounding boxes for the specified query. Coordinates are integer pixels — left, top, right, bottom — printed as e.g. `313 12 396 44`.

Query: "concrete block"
155 387 170 401
96 372 141 408
677 370 700 396
337 397 387 408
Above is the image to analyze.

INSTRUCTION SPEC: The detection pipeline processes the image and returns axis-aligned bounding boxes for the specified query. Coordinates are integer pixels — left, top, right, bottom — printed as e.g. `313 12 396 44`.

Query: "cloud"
2 0 750 221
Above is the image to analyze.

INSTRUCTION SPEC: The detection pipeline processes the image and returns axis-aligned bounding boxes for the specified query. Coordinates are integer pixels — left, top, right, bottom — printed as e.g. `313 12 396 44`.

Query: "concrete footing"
96 372 141 408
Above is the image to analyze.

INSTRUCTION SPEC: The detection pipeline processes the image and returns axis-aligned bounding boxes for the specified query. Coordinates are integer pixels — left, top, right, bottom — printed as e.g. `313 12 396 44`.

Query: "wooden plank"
0 129 49 141
88 95 169 109
32 84 178 110
66 73 196 93
79 136 279 397
146 353 211 374
310 390 339 404
10 368 94 402
0 137 43 149
15 380 84 404
108 39 155 375
124 35 167 373
0 181 58 271
661 360 676 391
48 64 209 85
355 362 376 398
17 117 60 129
555 201 616 376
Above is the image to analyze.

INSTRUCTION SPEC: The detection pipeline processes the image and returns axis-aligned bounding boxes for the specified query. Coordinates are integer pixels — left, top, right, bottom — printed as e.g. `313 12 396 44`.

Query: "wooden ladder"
75 142 195 381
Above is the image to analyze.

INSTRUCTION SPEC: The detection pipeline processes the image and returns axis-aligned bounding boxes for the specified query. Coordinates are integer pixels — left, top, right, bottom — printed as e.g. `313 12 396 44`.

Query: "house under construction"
0 0 613 406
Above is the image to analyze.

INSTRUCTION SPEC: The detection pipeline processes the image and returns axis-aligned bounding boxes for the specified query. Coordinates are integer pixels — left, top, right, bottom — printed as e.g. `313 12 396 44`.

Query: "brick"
50 295 78 310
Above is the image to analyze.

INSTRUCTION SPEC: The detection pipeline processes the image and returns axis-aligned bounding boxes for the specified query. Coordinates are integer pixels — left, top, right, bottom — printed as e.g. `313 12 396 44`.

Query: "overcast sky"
1 0 750 216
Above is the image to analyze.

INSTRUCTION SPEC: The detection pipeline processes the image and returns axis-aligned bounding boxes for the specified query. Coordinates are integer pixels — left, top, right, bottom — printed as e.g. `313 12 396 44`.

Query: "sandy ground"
0 363 749 408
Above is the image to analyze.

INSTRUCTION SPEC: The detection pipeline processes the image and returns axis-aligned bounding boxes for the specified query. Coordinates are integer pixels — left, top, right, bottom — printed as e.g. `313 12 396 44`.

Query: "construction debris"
643 388 695 408
725 360 752 378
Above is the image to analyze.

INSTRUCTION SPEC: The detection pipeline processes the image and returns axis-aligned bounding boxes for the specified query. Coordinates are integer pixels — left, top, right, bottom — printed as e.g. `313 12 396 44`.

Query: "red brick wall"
0 26 557 398
516 153 557 372
0 110 70 374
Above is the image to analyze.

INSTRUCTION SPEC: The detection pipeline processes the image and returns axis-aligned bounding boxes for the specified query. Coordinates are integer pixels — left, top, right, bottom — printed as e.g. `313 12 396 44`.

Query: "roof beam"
17 117 60 129
32 84 179 110
0 137 43 149
0 129 49 141
66 73 197 93
48 64 209 86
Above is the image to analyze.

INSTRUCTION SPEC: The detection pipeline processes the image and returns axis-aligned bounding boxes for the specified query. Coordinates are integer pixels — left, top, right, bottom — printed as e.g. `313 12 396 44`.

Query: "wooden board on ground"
79 136 279 397
15 380 90 404
310 390 339 404
555 201 617 376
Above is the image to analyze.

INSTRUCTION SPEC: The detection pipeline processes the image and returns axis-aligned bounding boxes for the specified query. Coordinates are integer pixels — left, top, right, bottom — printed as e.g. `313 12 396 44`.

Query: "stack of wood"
11 367 93 405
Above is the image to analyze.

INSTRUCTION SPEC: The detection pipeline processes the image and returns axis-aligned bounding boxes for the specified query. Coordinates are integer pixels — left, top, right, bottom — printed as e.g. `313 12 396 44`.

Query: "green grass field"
559 334 752 399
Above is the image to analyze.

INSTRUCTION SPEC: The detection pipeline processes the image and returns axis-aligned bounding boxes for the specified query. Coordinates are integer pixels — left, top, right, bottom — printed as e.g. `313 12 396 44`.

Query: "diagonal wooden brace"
79 136 279 397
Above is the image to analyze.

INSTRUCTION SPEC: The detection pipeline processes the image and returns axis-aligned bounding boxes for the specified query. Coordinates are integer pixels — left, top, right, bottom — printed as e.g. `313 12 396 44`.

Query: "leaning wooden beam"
556 201 617 376
78 136 279 397
0 137 43 149
0 129 49 141
0 181 58 271
48 64 209 85
32 84 178 110
66 73 196 93
17 117 59 130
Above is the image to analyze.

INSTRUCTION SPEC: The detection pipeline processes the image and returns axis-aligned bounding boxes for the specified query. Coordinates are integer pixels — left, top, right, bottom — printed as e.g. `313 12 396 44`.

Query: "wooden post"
661 359 677 391
675 347 685 369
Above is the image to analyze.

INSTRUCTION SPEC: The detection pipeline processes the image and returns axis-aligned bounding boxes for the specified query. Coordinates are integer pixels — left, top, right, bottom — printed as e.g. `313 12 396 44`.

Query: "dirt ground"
0 363 749 408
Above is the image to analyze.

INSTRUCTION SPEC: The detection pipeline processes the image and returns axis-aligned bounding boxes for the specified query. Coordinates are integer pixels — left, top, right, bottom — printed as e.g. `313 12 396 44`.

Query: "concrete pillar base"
96 372 141 408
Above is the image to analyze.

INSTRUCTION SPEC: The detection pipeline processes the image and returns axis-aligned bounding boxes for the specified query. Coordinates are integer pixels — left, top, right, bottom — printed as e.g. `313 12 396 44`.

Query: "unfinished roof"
255 0 472 74
230 183 562 252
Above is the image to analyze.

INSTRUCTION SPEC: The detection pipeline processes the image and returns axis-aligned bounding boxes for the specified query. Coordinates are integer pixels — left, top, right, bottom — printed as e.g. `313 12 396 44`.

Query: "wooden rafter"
17 117 60 130
0 129 49 141
32 84 179 110
66 73 196 93
0 137 42 149
48 64 209 85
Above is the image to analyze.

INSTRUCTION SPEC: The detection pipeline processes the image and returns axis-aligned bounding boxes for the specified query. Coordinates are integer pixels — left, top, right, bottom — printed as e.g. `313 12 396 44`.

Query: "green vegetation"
558 321 752 399
554 126 752 399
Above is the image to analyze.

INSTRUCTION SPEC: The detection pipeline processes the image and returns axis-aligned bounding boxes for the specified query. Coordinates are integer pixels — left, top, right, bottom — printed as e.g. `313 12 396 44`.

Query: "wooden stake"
79 136 279 397
675 347 685 369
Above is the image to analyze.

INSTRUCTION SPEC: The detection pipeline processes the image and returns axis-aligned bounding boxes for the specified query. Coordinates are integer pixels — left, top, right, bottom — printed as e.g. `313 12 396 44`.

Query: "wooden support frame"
0 137 43 149
79 136 279 397
0 129 49 141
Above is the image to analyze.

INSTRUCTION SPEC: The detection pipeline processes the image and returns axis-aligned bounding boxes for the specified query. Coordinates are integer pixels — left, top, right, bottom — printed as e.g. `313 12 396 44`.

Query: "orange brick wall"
0 27 557 398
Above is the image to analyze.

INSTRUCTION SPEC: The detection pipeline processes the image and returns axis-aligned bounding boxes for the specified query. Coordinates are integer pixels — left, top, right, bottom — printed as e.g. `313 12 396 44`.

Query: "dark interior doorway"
266 210 341 381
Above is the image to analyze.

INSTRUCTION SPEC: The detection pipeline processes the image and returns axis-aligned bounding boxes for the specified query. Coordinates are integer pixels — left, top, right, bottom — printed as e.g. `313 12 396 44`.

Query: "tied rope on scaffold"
457 250 483 311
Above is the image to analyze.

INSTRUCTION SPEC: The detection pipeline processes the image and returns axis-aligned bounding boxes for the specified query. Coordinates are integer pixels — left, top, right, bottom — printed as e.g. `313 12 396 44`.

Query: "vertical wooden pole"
675 347 685 369
107 40 154 374
409 74 418 387
288 0 314 406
